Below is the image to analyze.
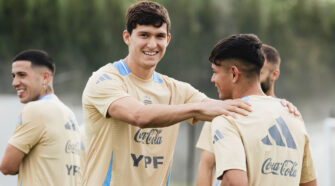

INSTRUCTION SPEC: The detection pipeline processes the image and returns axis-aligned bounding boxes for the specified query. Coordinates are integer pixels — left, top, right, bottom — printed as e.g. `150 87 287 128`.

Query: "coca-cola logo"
65 140 80 155
261 158 298 177
134 129 162 145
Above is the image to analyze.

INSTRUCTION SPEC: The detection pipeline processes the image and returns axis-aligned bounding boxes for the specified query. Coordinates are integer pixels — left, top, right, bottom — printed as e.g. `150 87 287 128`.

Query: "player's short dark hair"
209 34 264 76
12 49 55 75
126 1 171 34
261 44 281 65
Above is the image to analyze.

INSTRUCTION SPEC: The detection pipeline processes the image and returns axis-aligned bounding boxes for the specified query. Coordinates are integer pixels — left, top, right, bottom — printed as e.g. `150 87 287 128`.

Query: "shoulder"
212 115 236 128
84 61 126 92
22 101 46 115
89 62 122 82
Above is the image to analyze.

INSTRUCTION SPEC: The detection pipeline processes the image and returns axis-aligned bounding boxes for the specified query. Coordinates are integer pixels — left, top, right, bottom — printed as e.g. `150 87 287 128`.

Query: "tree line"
1 0 334 119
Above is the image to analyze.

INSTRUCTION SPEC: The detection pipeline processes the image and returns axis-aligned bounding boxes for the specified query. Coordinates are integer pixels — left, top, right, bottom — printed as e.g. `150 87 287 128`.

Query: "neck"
232 80 266 99
266 88 275 97
39 85 53 99
124 56 155 80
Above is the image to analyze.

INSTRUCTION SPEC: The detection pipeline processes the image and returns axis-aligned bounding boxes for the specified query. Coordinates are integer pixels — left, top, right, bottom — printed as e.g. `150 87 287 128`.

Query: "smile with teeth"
143 51 158 56
17 89 25 96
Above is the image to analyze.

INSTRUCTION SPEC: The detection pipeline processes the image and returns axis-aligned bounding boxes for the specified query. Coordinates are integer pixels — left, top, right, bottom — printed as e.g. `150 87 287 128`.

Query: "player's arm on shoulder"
108 96 201 128
108 97 251 128
196 150 215 186
195 98 251 121
220 169 248 186
279 98 301 117
0 144 25 175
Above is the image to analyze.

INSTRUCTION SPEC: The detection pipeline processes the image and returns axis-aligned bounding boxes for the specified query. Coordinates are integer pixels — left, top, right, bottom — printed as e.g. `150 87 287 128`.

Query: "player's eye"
140 33 148 38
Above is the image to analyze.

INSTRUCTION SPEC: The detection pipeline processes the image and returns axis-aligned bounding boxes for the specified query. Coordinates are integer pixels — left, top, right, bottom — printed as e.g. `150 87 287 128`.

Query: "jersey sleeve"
196 122 214 153
164 77 207 124
181 82 207 104
83 70 130 118
211 116 246 179
8 104 45 154
300 135 317 183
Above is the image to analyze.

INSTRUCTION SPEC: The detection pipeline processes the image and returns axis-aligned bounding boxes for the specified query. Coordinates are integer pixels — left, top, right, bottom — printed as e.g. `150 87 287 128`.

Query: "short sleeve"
300 135 317 183
8 104 45 154
211 116 246 179
180 82 207 104
83 70 130 117
164 77 206 125
196 122 214 153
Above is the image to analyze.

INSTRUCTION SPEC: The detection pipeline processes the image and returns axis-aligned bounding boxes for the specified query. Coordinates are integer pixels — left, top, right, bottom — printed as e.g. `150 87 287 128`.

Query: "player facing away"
81 1 252 186
208 34 317 186
196 43 283 186
0 50 81 186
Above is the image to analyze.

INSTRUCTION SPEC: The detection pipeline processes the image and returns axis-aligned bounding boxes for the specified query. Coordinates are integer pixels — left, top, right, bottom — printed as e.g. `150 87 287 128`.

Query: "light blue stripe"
276 117 297 149
215 180 221 186
241 96 249 101
152 71 163 83
269 125 285 147
112 60 130 76
103 73 112 80
103 152 113 186
38 94 53 101
215 129 224 139
20 180 22 186
166 166 172 186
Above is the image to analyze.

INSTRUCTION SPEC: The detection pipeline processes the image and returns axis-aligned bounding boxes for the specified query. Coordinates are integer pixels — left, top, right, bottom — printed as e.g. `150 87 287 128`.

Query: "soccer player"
81 1 252 186
260 44 281 97
0 50 81 186
196 44 283 186
209 34 316 186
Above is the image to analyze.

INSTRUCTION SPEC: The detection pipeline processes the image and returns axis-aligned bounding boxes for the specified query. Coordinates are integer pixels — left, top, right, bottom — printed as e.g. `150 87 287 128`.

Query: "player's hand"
280 99 301 117
195 99 252 121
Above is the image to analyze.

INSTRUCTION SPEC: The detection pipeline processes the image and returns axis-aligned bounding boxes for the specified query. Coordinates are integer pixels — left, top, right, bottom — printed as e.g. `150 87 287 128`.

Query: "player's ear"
43 70 51 84
231 66 240 83
123 30 131 45
166 33 171 46
272 69 280 80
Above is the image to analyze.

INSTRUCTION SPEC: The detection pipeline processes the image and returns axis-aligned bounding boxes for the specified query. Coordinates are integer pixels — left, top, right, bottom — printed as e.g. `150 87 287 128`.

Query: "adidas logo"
96 73 112 84
261 117 296 149
213 129 224 144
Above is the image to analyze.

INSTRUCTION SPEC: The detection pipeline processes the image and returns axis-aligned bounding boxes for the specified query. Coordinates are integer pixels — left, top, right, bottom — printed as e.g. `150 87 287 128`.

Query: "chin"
20 99 28 104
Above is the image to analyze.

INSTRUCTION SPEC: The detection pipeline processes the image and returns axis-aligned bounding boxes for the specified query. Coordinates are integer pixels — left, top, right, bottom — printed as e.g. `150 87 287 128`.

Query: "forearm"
300 180 317 186
126 103 200 128
0 167 18 175
196 150 215 186
220 169 248 186
0 144 24 175
108 96 251 128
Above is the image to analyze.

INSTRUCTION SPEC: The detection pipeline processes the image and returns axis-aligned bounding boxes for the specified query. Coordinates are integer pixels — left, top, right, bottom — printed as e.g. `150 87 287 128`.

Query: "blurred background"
0 0 335 185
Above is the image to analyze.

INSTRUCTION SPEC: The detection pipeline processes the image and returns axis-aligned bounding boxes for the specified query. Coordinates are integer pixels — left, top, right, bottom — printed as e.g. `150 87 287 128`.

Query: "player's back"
212 95 315 186
9 95 81 186
234 96 312 185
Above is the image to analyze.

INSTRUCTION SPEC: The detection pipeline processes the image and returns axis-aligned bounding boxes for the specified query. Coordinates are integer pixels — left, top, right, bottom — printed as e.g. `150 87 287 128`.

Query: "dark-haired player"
81 1 252 185
0 49 81 186
196 44 283 186
209 34 316 186
260 44 281 97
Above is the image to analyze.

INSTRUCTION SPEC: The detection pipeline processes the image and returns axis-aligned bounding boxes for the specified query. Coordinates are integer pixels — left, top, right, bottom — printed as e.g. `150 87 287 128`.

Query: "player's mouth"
143 51 159 56
16 89 25 98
